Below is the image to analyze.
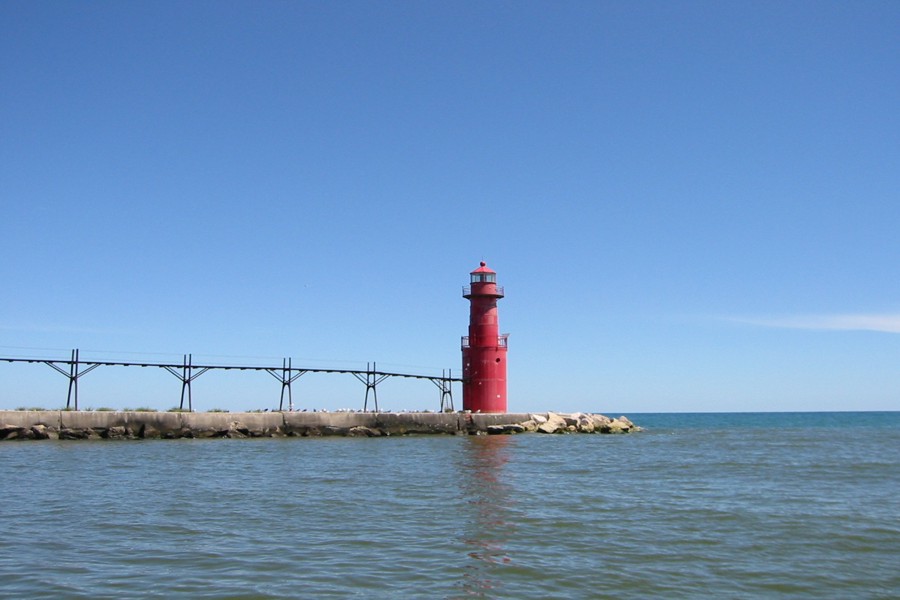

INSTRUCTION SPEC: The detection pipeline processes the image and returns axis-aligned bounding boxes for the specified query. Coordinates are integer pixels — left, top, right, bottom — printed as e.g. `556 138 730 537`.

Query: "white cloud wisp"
725 313 900 334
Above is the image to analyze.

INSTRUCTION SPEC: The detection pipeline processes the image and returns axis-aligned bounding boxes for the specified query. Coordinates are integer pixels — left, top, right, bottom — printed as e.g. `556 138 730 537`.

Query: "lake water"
1 412 898 598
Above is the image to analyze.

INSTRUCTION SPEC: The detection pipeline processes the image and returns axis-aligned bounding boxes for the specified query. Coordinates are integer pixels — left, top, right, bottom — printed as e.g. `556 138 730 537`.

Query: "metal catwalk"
1 350 459 413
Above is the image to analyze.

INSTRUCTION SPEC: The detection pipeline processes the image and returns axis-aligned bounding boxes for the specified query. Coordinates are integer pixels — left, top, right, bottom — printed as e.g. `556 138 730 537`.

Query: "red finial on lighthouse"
462 262 508 413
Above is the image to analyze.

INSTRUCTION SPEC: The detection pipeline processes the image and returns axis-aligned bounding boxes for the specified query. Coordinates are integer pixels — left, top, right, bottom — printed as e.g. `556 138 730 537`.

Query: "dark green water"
1 412 898 598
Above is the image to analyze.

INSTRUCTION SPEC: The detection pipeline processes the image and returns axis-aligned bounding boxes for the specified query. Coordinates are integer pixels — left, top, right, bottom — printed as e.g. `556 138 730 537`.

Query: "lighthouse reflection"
453 435 516 598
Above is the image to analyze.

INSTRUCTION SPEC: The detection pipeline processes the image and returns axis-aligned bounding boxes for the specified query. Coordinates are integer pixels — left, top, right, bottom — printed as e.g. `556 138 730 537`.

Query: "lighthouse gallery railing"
462 285 504 297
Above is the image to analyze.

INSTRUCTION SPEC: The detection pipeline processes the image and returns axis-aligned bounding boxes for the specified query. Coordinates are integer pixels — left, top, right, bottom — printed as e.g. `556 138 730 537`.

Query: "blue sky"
2 1 898 413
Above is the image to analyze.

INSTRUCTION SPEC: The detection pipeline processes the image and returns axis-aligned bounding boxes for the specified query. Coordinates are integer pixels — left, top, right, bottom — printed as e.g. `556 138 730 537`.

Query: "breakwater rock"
0 410 639 441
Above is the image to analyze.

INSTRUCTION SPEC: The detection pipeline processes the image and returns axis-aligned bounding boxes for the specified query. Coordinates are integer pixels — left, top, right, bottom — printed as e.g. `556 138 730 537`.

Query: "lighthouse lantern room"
462 262 508 413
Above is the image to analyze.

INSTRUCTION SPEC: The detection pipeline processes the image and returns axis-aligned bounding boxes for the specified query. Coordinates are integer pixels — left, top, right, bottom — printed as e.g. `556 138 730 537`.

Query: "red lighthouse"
462 262 508 413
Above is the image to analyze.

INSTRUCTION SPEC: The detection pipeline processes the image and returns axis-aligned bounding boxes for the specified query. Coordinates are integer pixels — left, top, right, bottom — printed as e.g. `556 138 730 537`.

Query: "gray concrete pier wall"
0 410 637 440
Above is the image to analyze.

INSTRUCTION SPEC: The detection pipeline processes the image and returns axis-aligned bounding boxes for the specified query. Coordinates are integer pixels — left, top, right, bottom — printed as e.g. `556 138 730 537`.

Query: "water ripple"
1 415 898 598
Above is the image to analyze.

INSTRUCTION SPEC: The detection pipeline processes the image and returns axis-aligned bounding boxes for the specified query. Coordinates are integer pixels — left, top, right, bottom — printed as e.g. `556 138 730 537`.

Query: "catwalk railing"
0 350 460 413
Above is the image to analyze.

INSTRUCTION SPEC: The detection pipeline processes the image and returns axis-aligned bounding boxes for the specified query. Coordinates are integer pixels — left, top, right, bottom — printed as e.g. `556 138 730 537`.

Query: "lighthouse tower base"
462 344 507 413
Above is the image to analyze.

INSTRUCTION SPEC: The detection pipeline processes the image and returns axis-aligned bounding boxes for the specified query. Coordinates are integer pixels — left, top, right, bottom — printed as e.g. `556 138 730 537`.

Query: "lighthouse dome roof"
470 261 496 275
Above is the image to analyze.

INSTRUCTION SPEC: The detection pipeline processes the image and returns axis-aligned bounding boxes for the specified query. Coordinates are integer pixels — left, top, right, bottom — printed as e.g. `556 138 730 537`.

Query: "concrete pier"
0 410 638 440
